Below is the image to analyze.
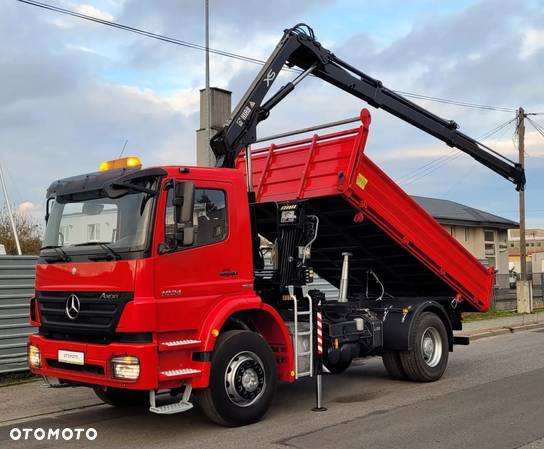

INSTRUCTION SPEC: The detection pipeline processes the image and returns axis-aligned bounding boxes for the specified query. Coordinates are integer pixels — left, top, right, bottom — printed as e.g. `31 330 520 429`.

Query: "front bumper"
29 334 159 389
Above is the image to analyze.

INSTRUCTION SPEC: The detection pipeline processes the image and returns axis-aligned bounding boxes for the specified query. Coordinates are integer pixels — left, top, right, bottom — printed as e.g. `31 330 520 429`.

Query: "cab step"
149 386 193 415
149 401 193 415
159 339 201 351
159 368 201 381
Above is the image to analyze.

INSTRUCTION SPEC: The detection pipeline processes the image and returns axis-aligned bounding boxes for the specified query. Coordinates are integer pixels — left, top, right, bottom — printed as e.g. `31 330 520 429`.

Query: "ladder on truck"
288 285 313 378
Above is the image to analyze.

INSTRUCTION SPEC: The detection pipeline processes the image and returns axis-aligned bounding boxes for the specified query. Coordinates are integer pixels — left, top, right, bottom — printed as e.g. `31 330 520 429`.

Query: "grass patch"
0 371 38 387
463 309 517 322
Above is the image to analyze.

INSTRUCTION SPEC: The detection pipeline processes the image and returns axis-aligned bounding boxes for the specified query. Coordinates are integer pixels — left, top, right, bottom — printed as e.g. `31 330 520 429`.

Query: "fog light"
111 355 140 380
28 344 41 368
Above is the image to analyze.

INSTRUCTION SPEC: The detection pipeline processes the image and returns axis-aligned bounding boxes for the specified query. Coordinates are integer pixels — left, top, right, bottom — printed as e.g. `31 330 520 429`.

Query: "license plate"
58 350 84 365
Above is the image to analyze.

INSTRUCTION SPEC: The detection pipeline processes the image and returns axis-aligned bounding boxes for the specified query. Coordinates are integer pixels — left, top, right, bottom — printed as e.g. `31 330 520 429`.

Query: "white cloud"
521 29 544 58
65 43 102 55
72 3 114 21
17 201 39 214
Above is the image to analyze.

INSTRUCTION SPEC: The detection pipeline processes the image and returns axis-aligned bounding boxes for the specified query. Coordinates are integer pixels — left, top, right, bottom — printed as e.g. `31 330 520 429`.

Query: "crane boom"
210 24 525 191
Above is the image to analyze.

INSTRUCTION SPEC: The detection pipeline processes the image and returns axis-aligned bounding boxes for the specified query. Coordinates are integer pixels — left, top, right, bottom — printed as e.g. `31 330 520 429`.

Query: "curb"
458 322 544 341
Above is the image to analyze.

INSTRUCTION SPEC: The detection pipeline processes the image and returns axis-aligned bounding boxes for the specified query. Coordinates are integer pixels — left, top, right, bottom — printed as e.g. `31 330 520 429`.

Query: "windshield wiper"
40 245 71 263
97 243 122 261
73 242 122 261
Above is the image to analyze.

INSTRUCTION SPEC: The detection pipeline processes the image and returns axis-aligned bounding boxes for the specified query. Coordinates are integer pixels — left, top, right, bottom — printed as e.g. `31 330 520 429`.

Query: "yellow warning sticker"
356 173 368 190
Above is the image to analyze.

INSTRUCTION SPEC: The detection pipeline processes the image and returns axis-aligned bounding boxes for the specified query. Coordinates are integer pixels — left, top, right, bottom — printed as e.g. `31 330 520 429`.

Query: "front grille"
41 331 153 345
47 359 105 375
37 291 133 336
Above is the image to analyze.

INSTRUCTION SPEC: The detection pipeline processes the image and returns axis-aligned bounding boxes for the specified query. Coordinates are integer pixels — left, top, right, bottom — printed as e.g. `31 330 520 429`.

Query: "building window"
87 223 100 242
484 229 496 267
464 227 470 242
484 230 495 242
485 244 495 256
60 225 71 245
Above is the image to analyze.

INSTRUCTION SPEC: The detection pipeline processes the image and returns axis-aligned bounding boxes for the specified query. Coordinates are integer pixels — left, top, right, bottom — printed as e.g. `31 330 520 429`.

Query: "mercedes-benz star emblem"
65 294 80 320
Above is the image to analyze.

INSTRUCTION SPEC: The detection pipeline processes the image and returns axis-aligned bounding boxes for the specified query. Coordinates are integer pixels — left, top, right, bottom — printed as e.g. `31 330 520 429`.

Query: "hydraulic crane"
210 24 525 191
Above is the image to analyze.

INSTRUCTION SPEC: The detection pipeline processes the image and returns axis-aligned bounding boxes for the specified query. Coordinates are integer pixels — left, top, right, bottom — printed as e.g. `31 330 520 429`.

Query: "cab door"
153 177 252 331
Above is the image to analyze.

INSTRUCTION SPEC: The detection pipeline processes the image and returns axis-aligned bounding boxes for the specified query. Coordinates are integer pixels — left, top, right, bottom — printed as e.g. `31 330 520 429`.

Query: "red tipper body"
237 109 494 312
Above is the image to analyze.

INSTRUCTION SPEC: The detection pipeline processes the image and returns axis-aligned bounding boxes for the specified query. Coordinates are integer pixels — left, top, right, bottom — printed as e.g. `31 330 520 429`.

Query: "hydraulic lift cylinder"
338 252 352 302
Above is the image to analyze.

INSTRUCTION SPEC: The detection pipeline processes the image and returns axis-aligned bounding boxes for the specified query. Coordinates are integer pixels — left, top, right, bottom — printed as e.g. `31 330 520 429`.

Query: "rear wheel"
382 349 406 380
94 387 148 408
197 330 276 426
400 312 449 382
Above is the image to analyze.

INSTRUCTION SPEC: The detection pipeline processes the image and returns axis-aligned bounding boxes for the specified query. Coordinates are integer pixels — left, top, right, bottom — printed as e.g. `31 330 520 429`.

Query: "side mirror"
174 181 195 247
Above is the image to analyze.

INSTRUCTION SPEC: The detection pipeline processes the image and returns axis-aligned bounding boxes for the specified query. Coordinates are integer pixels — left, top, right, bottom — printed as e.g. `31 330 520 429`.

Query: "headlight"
28 344 41 368
111 355 140 380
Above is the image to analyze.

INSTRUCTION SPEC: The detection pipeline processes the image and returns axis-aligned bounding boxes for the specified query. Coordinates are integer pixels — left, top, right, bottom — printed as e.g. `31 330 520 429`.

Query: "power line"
15 0 283 68
526 117 544 140
396 148 458 183
397 151 461 185
16 0 527 114
394 90 515 113
399 116 517 186
400 152 465 187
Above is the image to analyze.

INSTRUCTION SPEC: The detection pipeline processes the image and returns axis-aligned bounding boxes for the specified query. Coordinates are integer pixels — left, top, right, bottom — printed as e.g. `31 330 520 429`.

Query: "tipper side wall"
238 110 493 312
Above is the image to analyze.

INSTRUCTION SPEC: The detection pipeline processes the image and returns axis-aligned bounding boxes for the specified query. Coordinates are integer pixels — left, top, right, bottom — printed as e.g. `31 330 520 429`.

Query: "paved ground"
459 310 544 334
1 328 544 449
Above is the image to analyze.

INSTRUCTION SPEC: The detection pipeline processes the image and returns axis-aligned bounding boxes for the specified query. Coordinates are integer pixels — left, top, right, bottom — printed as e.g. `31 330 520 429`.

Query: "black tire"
400 312 449 382
197 330 277 426
323 358 352 374
382 349 406 380
94 387 148 408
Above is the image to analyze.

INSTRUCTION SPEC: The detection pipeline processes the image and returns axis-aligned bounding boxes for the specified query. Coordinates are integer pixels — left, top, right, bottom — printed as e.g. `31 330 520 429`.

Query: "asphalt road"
1 329 544 449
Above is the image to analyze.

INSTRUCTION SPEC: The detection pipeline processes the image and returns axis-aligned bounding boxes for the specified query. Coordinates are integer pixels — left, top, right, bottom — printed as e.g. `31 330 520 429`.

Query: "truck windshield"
42 187 156 254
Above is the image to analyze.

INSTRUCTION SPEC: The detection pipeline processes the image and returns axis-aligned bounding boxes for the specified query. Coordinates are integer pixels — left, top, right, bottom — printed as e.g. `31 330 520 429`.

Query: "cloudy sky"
1 0 543 227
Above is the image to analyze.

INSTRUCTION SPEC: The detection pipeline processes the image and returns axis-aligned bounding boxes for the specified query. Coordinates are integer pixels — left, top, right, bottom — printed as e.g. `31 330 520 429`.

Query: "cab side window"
165 187 227 248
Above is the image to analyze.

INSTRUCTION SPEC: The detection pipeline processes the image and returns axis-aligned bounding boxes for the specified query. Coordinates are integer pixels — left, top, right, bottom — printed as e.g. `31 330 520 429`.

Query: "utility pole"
0 161 22 255
518 107 527 281
516 107 532 313
205 0 212 165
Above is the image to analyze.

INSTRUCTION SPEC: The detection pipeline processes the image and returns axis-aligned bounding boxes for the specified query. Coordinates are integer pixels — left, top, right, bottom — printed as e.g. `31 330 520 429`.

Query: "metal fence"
0 256 37 374
493 273 544 311
312 275 339 300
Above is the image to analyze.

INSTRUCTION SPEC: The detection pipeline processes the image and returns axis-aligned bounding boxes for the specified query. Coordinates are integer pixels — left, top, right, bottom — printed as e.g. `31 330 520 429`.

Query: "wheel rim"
421 327 442 368
224 351 266 407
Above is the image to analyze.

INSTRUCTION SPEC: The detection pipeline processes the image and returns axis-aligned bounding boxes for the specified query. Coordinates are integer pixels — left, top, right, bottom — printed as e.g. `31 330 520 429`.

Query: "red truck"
28 24 524 426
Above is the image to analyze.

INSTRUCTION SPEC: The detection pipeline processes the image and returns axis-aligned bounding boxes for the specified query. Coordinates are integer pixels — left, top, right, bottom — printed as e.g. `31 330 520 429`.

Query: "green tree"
0 207 42 255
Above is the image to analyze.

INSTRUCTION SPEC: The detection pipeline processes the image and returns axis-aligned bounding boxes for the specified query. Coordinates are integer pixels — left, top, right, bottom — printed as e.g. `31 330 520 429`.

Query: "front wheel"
197 330 277 426
400 312 449 382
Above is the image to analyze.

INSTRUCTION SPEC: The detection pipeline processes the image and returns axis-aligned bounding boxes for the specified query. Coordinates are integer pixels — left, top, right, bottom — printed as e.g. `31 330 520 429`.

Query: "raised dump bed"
238 109 494 312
